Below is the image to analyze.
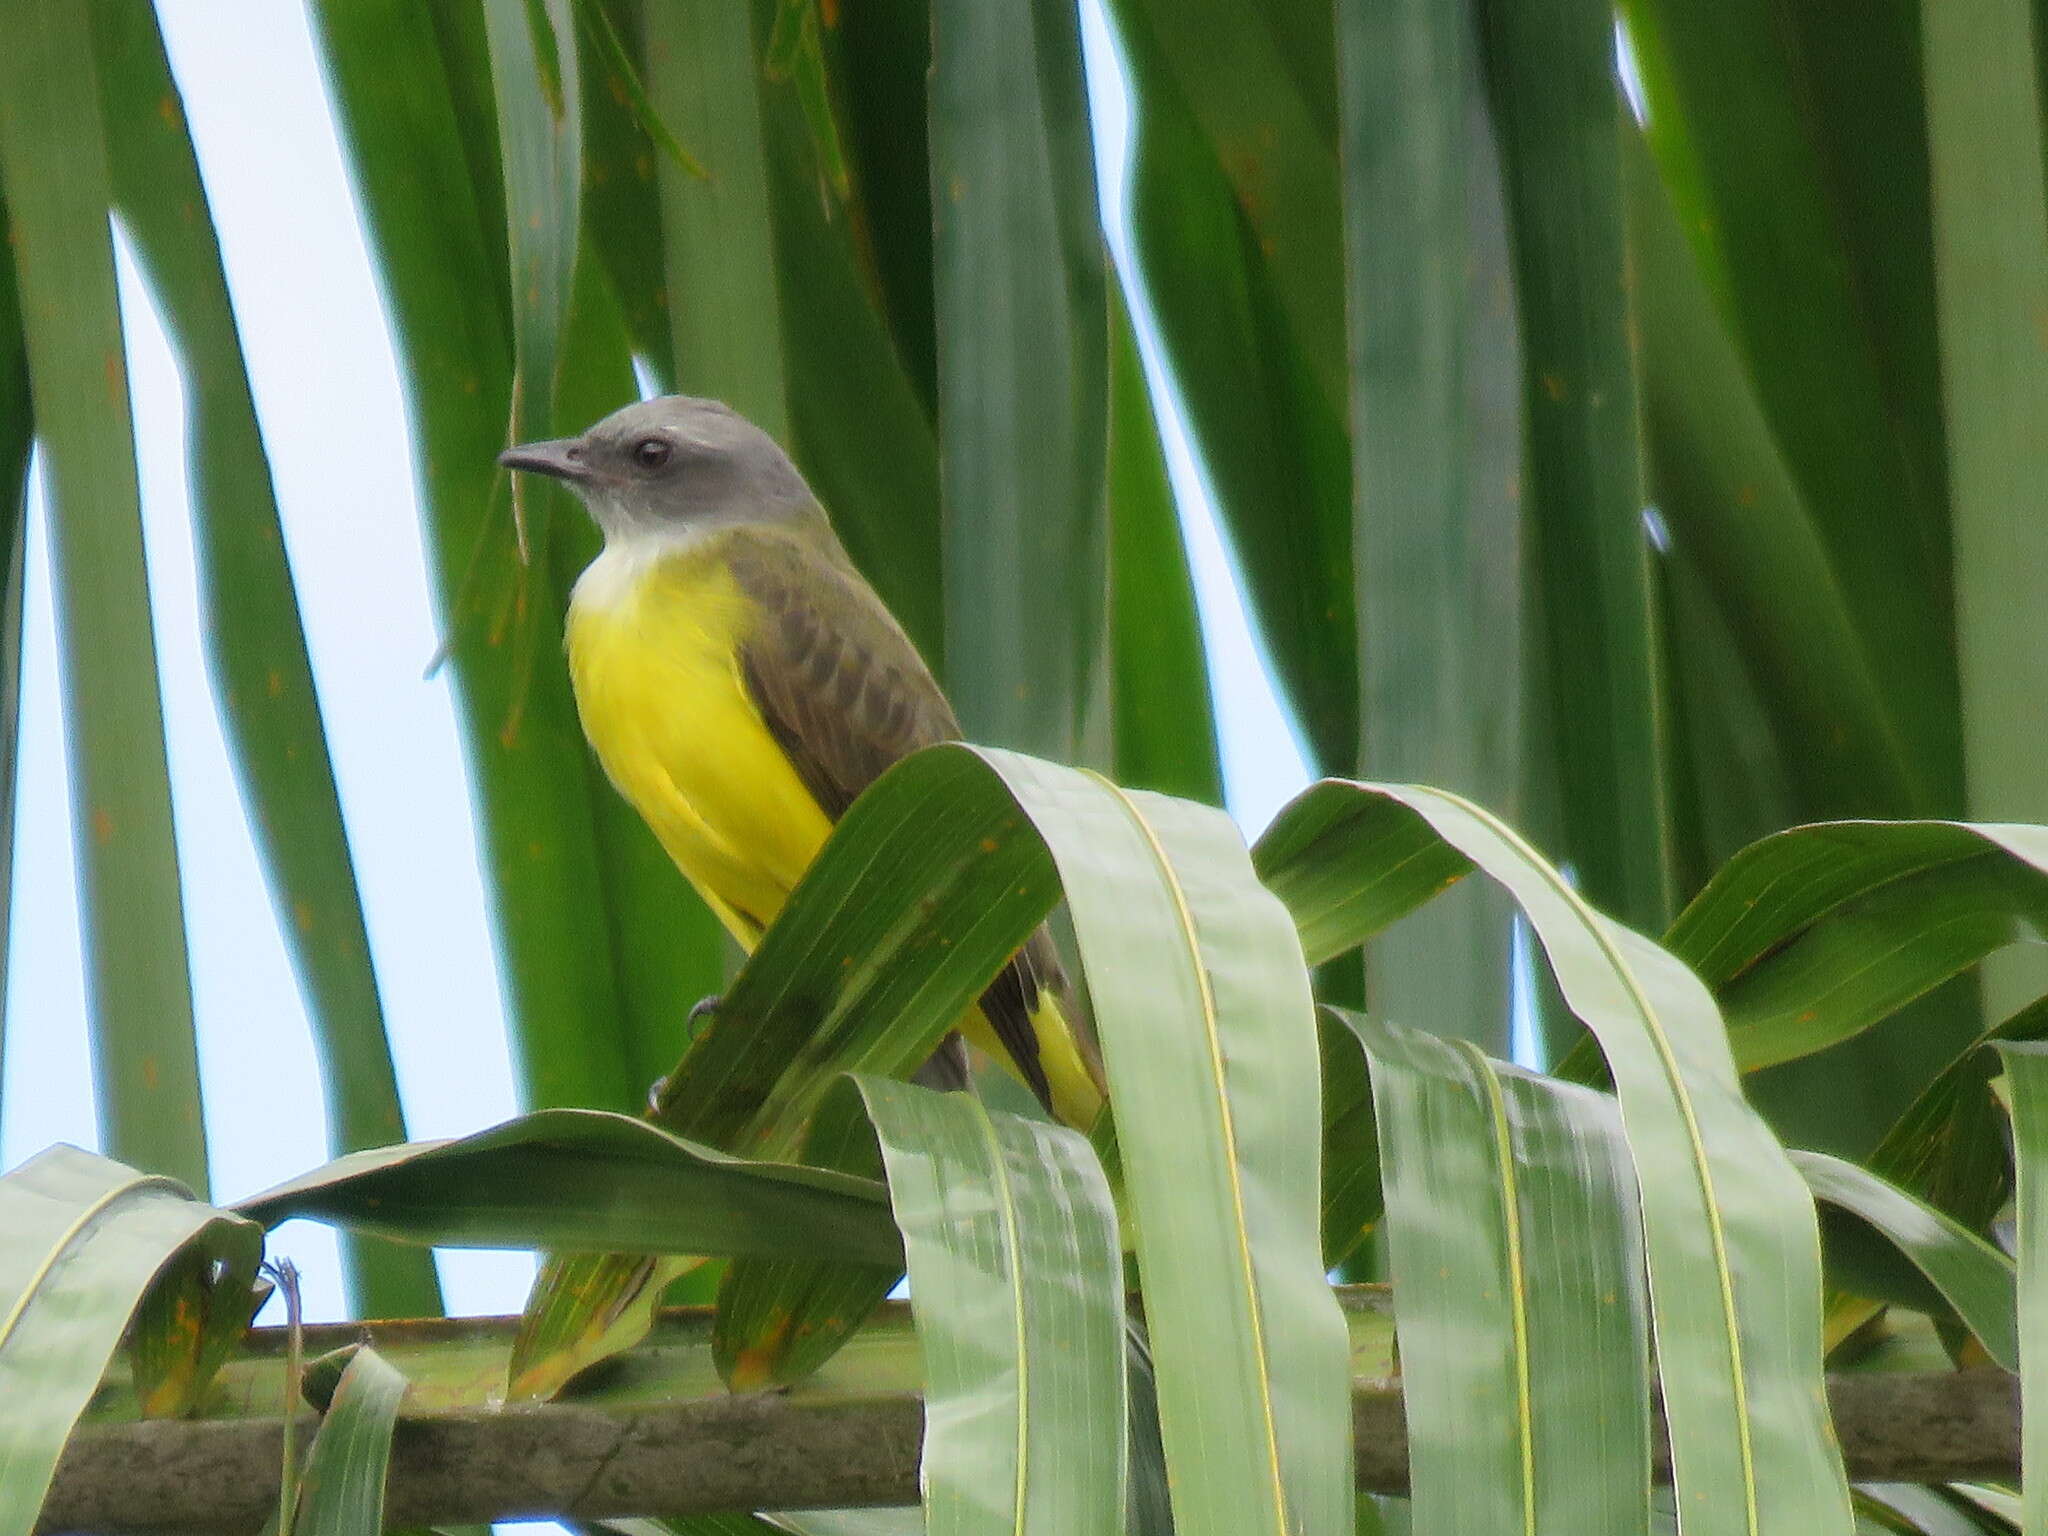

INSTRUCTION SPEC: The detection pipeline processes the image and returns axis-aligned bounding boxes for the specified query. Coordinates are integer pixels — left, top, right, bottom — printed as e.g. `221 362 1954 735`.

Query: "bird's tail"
961 988 1107 1133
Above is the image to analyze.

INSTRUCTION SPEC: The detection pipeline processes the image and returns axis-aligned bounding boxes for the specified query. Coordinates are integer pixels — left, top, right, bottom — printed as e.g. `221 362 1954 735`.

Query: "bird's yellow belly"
566 546 832 939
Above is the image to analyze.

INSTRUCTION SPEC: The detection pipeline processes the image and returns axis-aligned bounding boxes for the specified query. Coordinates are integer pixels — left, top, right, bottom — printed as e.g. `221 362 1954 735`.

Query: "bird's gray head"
498 395 822 543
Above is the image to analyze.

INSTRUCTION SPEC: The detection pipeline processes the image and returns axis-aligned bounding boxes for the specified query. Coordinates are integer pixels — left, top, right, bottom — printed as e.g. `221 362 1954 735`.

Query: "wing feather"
728 530 1060 1109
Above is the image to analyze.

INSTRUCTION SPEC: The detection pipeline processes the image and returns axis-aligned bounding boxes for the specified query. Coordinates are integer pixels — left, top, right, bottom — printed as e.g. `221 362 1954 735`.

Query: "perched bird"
501 395 1106 1129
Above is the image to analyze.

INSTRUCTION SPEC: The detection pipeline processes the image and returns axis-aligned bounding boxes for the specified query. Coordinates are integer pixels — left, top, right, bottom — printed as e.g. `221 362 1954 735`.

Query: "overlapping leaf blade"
855 1076 1125 1535
1337 0 1520 1056
1994 1041 2048 1535
89 0 438 1320
238 1108 901 1266
546 744 1345 1530
0 1146 261 1536
930 0 1108 764
1256 780 1853 1536
311 0 643 1116
1349 1009 1650 1536
1793 1150 2017 1370
1483 0 1668 938
515 743 1064 1393
1003 757 1350 1536
292 1344 408 1536
0 0 205 1189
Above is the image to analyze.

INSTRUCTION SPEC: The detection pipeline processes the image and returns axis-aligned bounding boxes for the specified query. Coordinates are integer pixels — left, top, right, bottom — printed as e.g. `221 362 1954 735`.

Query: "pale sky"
0 0 1312 1344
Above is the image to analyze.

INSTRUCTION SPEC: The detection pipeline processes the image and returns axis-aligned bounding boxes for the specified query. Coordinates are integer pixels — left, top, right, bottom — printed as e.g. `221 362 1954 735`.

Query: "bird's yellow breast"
565 536 833 939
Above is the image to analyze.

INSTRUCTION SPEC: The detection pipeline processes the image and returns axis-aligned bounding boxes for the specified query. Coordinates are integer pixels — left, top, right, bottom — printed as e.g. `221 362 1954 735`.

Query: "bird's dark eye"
633 437 672 470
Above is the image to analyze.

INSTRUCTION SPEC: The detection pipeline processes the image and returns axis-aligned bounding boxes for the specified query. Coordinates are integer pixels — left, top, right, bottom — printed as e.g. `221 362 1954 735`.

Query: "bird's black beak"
498 437 591 483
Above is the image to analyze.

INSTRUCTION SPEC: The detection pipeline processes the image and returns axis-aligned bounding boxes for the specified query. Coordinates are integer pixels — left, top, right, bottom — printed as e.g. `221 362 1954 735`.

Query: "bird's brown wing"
727 530 1061 1109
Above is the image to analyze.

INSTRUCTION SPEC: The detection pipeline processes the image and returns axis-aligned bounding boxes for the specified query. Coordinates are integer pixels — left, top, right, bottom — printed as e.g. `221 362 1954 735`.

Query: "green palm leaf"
0 1146 261 1536
0 0 205 1191
1258 780 1853 1536
1347 1010 1650 1535
89 0 438 1319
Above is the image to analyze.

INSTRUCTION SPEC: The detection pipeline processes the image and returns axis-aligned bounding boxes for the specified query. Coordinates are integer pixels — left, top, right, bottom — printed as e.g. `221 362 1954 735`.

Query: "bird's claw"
646 994 726 1114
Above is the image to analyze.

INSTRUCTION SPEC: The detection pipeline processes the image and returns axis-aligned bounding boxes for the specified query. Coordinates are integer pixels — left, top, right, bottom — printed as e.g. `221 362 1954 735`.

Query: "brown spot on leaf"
1541 372 1568 402
726 1310 795 1391
293 900 315 934
92 808 115 846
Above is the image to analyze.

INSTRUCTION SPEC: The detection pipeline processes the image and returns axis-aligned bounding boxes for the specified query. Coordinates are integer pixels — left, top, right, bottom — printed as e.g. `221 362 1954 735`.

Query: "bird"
500 394 1107 1130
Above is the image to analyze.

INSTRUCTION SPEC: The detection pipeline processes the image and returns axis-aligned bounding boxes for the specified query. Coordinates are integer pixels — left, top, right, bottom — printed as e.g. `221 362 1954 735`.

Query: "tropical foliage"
0 0 2044 1530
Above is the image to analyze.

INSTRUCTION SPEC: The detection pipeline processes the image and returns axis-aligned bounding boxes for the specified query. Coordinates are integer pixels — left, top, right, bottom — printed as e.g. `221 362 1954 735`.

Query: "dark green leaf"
91 0 440 1318
1319 1008 1381 1271
1483 0 1669 935
0 0 205 1189
929 0 1108 763
1619 0 1962 818
312 0 643 1115
1108 286 1220 805
0 191 30 1094
1337 0 1520 1056
237 1109 901 1266
1108 0 1355 774
711 1078 899 1391
1794 1151 2017 1372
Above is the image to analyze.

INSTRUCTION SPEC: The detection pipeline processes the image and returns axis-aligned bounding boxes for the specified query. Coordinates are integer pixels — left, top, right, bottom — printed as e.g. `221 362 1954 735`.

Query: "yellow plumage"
567 532 1104 1130
568 536 826 939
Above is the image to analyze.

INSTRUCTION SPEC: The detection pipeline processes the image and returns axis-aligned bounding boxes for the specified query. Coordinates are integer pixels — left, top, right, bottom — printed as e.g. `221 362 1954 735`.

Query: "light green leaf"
646 0 787 436
1256 780 1853 1536
1793 1150 2017 1371
293 1345 408 1536
1995 1040 2048 1536
0 1146 260 1536
855 1075 1124 1535
1922 0 2048 1014
1348 1010 1649 1535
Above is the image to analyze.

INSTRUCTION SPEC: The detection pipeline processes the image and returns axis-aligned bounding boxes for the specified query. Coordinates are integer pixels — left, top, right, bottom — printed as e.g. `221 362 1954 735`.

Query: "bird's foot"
645 994 727 1114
